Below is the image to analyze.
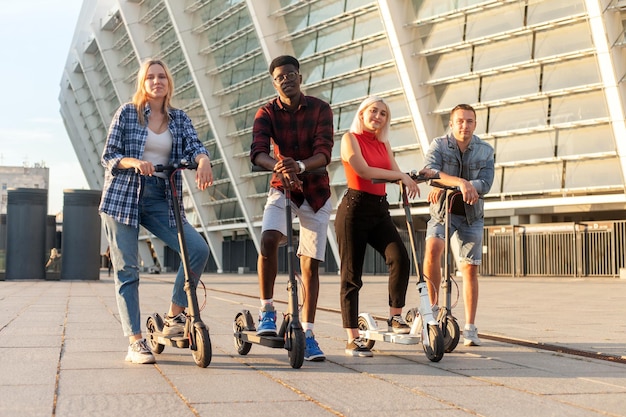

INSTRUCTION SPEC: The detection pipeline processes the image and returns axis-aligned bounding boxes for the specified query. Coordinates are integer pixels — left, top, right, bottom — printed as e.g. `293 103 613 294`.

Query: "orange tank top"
343 131 390 196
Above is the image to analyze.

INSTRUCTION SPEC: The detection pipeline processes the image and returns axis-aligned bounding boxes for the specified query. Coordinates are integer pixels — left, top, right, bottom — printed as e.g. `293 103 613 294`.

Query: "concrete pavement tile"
61 350 131 370
0 333 63 348
419 384 607 417
0 384 54 416
155 357 254 376
6 310 66 325
63 324 122 339
62 335 127 353
345 362 483 388
58 368 172 395
462 367 626 394
194 400 338 417
344 410 473 417
554 392 626 417
66 309 117 323
55 392 196 417
0 322 65 337
277 373 451 415
0 347 59 386
487 349 626 377
167 372 303 404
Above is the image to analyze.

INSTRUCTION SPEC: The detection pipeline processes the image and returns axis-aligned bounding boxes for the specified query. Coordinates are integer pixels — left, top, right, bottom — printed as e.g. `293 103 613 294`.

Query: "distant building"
0 164 49 214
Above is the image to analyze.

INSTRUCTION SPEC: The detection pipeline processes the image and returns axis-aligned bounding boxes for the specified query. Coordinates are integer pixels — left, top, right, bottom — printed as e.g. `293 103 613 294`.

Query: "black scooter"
145 160 212 368
232 166 310 369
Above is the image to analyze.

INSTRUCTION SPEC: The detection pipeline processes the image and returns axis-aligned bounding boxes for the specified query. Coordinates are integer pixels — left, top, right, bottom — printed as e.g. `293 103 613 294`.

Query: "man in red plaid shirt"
250 55 334 362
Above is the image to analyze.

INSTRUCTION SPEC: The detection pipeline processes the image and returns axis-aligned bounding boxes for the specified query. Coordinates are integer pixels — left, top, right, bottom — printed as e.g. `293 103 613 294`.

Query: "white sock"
303 322 314 332
260 299 273 307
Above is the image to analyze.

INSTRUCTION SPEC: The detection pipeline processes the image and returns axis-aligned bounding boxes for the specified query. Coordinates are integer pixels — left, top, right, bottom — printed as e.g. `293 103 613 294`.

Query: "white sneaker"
125 338 156 364
163 312 186 336
463 324 482 346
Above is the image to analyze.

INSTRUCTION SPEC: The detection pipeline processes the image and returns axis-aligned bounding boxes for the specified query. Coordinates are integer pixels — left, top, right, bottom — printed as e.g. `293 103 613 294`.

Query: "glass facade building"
60 0 626 273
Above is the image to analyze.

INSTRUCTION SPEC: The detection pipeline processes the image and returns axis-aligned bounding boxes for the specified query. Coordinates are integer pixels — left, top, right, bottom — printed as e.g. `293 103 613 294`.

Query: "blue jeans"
101 176 209 337
426 213 484 265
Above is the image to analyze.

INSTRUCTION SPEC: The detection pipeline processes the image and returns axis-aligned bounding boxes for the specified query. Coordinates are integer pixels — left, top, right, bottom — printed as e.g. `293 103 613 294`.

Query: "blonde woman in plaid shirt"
100 59 213 364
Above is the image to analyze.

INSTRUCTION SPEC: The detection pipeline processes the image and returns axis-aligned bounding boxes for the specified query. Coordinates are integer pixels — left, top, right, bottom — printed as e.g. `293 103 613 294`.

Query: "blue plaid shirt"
99 103 209 228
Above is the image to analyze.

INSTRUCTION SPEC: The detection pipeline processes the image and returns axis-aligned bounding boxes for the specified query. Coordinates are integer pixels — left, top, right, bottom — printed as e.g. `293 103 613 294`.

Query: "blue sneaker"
257 304 277 336
304 330 325 361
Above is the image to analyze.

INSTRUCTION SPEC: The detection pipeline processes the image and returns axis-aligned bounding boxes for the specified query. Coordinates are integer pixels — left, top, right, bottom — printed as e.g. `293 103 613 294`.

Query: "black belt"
345 188 387 203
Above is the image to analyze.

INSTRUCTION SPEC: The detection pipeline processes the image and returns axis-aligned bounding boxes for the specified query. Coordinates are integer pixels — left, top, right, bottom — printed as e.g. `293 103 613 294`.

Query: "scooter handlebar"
251 164 327 175
154 159 198 172
372 169 439 184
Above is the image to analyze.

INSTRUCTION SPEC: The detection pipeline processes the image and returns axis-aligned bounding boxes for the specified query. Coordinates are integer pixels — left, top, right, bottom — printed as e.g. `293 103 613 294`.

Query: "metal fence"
481 221 626 277
192 220 626 277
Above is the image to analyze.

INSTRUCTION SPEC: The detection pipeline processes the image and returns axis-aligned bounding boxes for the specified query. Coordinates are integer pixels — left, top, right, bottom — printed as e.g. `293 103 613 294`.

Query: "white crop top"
144 127 173 179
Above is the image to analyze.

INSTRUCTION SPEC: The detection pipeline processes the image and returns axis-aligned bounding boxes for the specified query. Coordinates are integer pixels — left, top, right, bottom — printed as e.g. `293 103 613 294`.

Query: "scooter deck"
359 329 421 345
237 331 286 349
154 334 190 348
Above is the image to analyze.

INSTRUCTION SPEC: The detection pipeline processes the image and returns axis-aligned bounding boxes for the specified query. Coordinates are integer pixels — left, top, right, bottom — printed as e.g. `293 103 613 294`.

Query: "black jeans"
335 189 410 328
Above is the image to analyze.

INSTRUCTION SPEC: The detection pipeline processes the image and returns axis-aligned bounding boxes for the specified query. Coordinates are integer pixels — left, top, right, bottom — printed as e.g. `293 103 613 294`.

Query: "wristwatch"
297 160 306 173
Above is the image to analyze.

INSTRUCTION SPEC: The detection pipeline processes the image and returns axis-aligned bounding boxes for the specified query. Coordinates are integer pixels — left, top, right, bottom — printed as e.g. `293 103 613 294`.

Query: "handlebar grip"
251 164 327 175
154 160 198 172
372 171 437 184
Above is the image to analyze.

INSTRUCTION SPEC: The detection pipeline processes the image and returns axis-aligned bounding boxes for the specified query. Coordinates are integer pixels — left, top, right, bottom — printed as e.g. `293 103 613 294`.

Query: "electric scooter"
145 160 212 368
232 166 313 369
357 172 445 362
406 181 461 353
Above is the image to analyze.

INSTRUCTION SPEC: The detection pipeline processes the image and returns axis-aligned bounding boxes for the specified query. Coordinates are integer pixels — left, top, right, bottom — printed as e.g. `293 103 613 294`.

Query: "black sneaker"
345 338 373 357
387 314 410 334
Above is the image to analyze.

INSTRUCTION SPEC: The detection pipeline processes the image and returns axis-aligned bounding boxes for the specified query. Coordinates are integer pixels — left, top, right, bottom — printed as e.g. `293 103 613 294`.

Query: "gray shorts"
261 188 331 261
426 214 484 265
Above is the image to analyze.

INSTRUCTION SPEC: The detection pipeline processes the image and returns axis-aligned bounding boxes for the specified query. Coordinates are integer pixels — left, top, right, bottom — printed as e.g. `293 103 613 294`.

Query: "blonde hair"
349 96 391 142
131 59 174 125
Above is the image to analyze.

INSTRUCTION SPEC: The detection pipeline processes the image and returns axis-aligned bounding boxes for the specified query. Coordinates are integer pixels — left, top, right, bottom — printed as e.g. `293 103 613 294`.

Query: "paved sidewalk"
1 271 625 417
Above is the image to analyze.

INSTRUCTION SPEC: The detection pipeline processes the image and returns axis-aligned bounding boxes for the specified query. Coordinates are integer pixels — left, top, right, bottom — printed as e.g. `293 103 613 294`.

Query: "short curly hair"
269 55 300 74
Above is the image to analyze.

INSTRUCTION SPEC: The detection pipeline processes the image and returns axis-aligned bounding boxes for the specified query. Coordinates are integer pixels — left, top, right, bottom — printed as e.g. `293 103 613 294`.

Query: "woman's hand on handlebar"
400 172 420 199
195 156 213 191
122 158 155 176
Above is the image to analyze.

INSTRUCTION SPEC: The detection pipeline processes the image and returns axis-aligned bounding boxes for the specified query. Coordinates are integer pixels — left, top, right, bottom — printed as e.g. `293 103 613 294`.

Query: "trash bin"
5 188 47 280
61 189 102 280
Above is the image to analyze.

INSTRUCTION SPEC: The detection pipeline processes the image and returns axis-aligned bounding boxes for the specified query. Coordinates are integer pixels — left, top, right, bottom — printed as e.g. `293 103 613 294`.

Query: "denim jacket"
424 133 494 225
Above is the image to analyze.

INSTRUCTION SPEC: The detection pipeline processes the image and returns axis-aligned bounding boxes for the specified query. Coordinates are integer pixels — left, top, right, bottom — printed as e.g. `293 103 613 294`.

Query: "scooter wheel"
146 315 164 354
233 313 252 355
423 323 444 362
357 316 376 350
288 328 305 369
192 325 212 368
442 315 460 353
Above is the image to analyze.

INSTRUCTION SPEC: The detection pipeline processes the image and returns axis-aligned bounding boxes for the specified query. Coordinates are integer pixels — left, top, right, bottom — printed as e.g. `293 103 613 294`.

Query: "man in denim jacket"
422 104 494 347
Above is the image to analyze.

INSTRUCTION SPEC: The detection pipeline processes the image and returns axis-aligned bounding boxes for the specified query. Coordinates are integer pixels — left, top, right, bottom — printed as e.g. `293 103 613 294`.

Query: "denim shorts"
261 187 331 261
426 214 484 265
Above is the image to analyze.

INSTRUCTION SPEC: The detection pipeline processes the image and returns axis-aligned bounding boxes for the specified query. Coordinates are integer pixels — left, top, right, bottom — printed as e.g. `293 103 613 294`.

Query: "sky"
0 0 88 215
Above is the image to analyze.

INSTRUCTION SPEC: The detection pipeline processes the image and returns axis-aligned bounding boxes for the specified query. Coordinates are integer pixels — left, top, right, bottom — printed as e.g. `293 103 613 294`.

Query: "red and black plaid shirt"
251 94 334 212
